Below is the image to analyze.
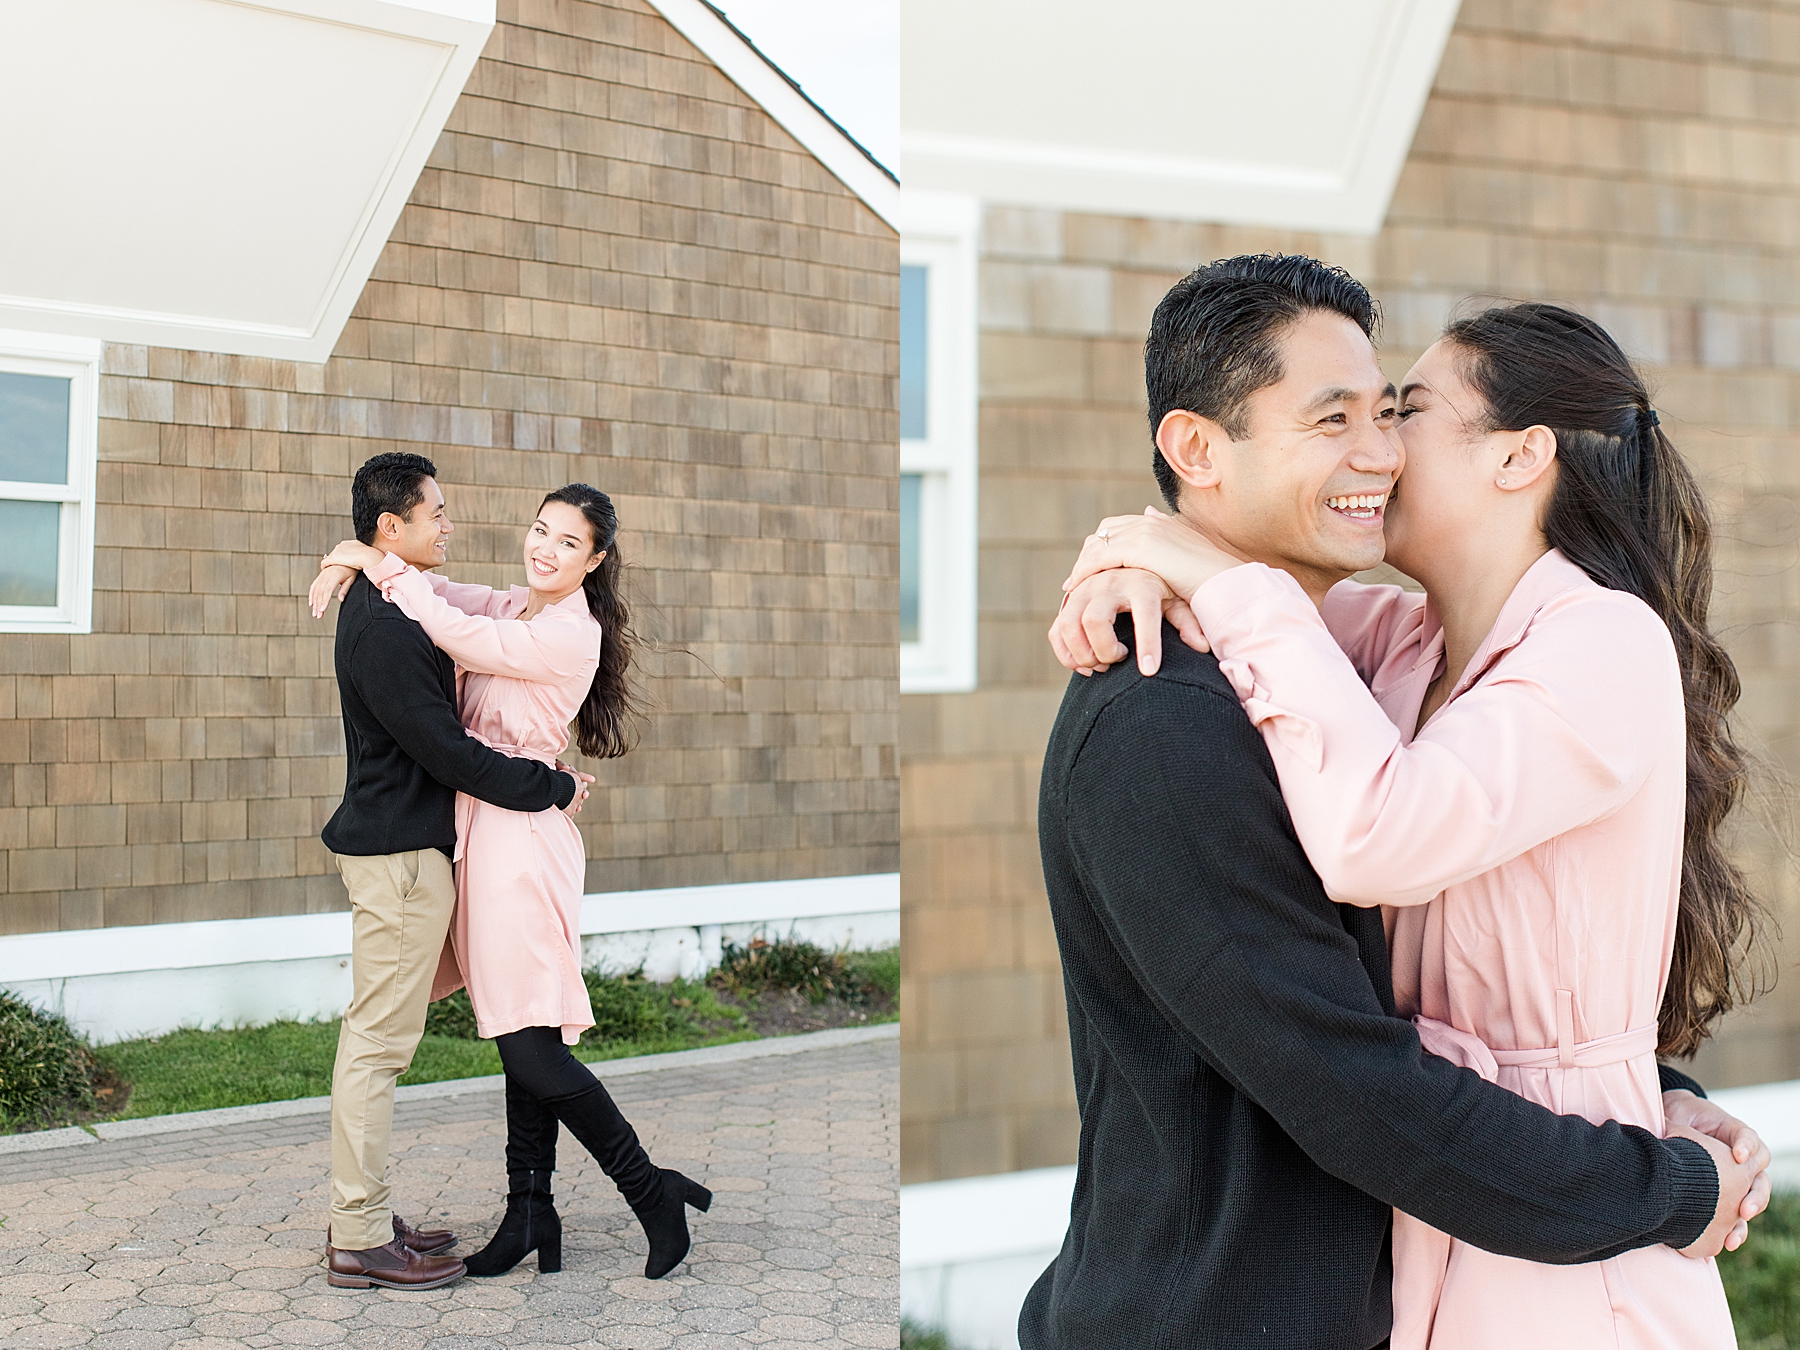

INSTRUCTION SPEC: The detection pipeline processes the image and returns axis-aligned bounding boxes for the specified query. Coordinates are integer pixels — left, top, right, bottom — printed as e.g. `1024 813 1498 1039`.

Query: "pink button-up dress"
1190 549 1734 1350
368 552 599 1045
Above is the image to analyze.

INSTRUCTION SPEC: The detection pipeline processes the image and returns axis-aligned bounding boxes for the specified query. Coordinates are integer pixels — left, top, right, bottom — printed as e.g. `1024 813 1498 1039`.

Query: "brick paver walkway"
0 1036 897 1349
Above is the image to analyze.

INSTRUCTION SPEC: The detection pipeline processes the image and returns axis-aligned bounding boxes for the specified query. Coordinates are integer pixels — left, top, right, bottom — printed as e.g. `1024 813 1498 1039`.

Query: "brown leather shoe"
326 1238 465 1290
394 1212 457 1254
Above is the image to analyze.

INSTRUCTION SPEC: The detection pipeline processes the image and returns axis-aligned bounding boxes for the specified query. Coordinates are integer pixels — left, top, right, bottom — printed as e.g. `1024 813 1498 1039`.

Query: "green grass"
17 946 897 1127
96 1015 762 1121
1722 1191 1800 1349
98 969 760 1120
900 1321 957 1350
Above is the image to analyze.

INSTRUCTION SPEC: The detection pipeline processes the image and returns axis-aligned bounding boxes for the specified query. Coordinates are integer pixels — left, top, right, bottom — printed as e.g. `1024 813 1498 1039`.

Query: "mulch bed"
718 987 898 1038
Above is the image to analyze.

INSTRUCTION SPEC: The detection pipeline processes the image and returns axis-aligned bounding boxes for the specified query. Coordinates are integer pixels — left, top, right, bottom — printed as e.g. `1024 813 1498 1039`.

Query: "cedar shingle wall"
0 0 898 935
901 0 1800 1183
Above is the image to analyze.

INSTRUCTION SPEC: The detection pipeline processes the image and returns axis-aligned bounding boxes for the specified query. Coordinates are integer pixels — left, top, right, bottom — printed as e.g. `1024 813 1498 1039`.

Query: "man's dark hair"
1146 254 1378 510
351 452 438 545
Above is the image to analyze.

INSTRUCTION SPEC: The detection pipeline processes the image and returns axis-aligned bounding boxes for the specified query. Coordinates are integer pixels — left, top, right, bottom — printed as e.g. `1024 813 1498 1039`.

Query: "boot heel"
538 1229 562 1274
684 1178 712 1213
326 1273 372 1289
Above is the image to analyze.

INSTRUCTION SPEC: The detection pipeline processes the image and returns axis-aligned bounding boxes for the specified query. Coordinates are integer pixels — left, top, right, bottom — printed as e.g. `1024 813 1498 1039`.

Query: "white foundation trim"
901 1166 1075 1350
0 873 898 1044
0 873 898 983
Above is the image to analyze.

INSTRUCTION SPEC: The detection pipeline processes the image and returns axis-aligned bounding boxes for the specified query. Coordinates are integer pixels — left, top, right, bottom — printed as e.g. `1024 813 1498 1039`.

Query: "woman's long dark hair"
542 484 643 760
1442 302 1768 1057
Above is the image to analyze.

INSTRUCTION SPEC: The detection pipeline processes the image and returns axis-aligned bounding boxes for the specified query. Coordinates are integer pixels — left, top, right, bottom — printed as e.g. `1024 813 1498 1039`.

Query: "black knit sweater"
1020 622 1717 1350
321 571 572 857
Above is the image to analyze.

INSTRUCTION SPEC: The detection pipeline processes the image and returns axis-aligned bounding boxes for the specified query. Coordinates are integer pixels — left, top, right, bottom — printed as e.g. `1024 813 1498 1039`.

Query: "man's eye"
1399 406 1420 420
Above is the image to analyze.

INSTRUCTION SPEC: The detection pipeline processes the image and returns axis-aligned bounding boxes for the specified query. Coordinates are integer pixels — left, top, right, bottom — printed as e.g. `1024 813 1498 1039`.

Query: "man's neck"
375 543 439 572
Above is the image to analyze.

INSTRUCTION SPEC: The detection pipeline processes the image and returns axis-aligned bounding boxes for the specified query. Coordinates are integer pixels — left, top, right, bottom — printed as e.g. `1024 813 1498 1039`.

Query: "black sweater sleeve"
349 618 574 812
1063 674 1717 1263
1660 1063 1706 1098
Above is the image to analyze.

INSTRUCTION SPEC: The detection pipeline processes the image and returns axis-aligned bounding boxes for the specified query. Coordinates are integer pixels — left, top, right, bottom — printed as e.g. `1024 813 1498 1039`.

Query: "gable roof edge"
643 0 898 229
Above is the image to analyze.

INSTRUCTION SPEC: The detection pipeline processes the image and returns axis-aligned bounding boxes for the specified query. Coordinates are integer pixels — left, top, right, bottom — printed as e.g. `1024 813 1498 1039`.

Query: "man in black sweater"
1023 257 1763 1348
314 453 585 1291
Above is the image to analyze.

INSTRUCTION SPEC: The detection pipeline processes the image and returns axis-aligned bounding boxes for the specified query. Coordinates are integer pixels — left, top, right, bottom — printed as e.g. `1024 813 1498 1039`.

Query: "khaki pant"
329 848 455 1250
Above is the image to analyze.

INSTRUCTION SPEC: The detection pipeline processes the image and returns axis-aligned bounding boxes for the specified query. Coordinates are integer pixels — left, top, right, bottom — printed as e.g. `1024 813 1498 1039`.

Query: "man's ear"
1156 410 1225 495
1495 424 1557 492
375 510 404 541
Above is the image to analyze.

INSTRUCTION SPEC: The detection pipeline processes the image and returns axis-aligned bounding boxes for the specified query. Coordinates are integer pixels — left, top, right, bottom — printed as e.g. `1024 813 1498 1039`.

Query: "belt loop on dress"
1555 989 1576 1069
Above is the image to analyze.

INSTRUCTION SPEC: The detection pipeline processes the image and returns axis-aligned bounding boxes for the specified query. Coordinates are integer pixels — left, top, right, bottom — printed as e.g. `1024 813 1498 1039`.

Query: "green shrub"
712 935 894 1006
845 945 900 1000
1722 1190 1800 1349
0 990 96 1128
584 967 679 1043
422 988 480 1040
422 970 747 1049
582 968 746 1049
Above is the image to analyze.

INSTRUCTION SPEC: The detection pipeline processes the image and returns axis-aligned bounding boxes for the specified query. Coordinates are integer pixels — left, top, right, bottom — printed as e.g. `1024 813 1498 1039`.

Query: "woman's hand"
307 540 388 618
308 565 357 618
1663 1088 1773 1251
1670 1123 1763 1257
1062 506 1241 601
1049 568 1210 677
558 764 596 816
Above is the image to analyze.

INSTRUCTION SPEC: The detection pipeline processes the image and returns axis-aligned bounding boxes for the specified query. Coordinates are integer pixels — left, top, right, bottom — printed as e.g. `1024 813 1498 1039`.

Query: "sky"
713 0 899 173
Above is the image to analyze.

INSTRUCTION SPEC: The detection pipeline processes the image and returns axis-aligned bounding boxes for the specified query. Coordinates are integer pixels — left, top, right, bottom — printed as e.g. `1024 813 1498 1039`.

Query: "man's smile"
1324 490 1390 521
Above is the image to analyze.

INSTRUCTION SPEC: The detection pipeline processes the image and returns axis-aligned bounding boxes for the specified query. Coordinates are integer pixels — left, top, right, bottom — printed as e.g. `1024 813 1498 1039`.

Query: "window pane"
0 500 60 606
900 264 928 440
900 472 922 644
0 372 71 485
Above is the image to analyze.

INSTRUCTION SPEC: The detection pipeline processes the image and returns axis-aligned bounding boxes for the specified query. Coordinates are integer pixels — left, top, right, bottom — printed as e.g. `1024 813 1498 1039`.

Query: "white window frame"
900 192 979 694
0 330 101 634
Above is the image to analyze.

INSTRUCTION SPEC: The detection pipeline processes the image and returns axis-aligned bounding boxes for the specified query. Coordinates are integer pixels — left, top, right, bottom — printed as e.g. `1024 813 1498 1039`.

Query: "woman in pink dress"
1051 303 1767 1348
312 485 711 1282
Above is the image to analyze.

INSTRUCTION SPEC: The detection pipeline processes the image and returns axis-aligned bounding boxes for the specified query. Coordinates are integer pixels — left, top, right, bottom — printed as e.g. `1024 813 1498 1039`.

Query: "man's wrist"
1652 1134 1721 1251
553 769 577 810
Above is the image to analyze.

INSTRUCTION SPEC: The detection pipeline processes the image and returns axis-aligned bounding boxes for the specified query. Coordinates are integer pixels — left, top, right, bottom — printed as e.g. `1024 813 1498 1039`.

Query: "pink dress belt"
1414 999 1659 1083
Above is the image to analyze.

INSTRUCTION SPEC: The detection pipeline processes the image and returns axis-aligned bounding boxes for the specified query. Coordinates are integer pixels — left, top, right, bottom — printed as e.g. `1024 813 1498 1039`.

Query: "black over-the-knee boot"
494 1025 711 1279
463 1074 563 1276
546 1076 713 1279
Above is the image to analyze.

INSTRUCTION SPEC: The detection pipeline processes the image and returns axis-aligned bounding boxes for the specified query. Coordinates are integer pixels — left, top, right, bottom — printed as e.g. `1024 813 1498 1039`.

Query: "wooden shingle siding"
0 0 898 936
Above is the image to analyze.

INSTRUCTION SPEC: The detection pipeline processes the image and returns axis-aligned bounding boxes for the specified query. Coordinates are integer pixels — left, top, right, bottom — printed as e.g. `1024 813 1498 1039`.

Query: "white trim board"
643 0 897 229
0 873 899 983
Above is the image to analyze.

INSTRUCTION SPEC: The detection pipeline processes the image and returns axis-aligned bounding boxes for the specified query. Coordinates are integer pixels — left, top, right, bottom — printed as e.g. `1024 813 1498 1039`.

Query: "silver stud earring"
1498 477 1508 486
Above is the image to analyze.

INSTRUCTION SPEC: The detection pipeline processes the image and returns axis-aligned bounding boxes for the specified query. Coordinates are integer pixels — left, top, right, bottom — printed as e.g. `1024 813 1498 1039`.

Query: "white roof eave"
0 0 497 362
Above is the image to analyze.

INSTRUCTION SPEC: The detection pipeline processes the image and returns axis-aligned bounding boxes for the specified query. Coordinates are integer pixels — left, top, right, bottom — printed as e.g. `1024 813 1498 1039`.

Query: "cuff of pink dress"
1189 562 1313 635
366 551 410 589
